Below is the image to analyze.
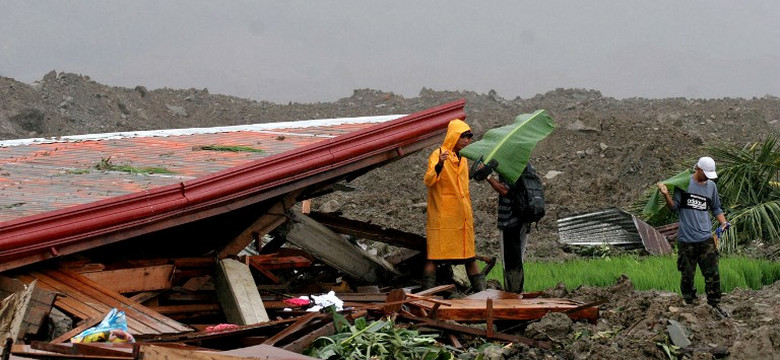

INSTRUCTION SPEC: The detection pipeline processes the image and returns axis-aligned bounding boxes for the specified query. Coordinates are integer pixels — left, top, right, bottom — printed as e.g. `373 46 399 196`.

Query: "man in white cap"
657 156 731 317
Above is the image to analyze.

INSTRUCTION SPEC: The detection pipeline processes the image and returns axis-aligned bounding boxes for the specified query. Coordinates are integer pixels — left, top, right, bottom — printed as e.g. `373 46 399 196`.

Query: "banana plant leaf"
643 169 693 219
460 109 555 184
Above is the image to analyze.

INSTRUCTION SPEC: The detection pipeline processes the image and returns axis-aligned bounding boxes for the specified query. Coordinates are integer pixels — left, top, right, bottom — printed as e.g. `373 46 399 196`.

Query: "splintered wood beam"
262 312 319 346
217 192 299 259
277 211 399 284
0 275 56 338
0 279 35 343
308 211 427 251
281 320 336 354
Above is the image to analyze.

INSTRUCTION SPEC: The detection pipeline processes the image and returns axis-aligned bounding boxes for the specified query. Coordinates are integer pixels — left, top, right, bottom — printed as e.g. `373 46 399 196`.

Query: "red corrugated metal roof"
0 99 466 271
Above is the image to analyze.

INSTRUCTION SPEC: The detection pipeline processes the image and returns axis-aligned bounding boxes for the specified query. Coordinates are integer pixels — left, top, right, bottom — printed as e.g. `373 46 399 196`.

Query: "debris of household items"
557 207 672 255
70 308 135 344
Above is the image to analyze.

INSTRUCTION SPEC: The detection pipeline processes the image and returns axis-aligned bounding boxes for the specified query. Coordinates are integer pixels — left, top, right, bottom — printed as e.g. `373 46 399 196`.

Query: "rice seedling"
484 255 780 295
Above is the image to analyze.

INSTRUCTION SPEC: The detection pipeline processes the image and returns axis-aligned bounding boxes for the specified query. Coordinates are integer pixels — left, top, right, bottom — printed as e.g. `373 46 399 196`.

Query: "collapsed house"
0 100 600 359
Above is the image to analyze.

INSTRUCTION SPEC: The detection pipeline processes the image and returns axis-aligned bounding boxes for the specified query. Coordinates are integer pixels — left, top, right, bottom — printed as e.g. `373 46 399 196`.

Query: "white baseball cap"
696 156 717 179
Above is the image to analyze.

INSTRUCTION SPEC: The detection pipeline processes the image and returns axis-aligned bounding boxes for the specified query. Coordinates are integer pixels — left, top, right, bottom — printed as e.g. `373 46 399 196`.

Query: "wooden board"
411 298 599 322
19 268 191 336
0 276 56 336
214 259 269 325
279 211 398 283
80 265 174 294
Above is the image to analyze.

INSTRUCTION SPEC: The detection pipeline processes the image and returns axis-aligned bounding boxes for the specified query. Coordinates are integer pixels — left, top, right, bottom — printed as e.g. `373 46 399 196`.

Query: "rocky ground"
2 72 779 359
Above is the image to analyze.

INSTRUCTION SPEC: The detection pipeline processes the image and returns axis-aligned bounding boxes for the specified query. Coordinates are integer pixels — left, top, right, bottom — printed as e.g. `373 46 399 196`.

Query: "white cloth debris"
306 291 344 312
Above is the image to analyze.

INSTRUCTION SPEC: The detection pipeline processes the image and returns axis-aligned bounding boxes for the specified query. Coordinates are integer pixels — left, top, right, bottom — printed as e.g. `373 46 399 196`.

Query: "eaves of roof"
0 99 466 271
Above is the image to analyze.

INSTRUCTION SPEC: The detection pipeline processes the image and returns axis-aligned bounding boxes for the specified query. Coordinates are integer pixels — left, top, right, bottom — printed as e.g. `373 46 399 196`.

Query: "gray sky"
2 1 779 103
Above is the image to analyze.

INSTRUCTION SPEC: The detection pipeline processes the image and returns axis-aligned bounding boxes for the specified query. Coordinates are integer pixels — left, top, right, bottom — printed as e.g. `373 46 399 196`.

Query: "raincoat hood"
441 119 471 151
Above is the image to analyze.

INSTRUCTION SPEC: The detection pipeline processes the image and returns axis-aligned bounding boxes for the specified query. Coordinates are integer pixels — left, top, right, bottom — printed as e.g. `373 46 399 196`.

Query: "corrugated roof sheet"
557 207 672 254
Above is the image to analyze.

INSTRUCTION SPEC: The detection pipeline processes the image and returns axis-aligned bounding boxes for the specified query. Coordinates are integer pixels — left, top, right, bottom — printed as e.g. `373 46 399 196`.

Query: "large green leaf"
643 169 692 219
461 109 556 183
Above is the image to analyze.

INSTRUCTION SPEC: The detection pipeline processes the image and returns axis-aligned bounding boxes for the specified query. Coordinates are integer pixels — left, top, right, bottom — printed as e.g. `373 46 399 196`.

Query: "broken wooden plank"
218 193 299 259
244 253 312 270
410 297 599 322
461 289 543 300
128 292 162 305
280 320 336 354
262 312 319 346
0 279 35 343
12 343 132 359
31 342 132 358
223 344 319 359
401 313 552 349
80 265 175 294
278 211 398 283
50 317 101 344
214 259 269 325
24 269 191 335
134 317 298 343
309 211 427 250
0 276 55 337
382 289 406 315
29 270 171 335
413 284 456 297
140 345 255 360
147 304 221 315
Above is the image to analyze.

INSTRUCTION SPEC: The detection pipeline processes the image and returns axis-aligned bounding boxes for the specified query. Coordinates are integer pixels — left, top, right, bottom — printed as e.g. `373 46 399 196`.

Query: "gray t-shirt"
672 177 723 243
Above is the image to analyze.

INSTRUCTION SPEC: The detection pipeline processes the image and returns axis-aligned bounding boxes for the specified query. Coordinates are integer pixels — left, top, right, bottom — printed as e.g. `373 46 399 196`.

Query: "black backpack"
513 162 546 226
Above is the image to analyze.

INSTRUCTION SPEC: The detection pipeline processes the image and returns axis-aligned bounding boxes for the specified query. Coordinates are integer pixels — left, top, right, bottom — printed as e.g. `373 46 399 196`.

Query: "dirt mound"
2 72 780 358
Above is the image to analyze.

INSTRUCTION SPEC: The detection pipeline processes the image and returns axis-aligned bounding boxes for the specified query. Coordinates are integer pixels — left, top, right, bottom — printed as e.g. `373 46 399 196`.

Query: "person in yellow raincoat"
422 119 484 291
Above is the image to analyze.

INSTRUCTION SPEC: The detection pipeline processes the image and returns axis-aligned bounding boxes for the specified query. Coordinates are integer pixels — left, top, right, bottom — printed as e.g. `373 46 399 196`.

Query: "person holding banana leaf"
482 164 535 293
656 156 731 317
422 119 484 292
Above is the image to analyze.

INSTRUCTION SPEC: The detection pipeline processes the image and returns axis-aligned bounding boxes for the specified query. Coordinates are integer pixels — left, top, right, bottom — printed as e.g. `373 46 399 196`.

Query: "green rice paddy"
483 255 780 295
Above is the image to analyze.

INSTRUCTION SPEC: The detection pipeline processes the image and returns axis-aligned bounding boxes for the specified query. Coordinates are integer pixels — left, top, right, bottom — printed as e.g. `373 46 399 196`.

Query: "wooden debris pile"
1 249 601 359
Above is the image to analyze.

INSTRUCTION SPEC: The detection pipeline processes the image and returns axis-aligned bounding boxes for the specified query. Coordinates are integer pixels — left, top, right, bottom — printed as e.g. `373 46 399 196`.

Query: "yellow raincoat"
423 119 475 260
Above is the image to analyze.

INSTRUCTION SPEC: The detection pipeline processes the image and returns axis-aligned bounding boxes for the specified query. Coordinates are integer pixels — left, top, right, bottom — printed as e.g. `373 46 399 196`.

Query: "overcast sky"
2 1 779 103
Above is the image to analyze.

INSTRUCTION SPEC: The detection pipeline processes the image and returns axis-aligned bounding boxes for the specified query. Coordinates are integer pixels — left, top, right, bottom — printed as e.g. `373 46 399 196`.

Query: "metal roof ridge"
0 114 407 147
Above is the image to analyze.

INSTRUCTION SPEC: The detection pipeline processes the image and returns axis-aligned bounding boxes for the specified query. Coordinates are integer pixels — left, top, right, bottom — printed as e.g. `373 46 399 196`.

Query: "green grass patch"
483 255 780 296
194 145 264 153
95 157 174 175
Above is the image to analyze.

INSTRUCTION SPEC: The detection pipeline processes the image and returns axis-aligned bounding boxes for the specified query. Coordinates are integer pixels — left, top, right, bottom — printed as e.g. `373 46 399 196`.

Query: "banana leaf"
460 109 556 184
643 169 693 219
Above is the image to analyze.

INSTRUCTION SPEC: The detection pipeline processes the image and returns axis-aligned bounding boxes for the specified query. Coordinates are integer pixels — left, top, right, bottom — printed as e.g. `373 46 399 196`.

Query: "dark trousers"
501 222 529 293
677 240 721 305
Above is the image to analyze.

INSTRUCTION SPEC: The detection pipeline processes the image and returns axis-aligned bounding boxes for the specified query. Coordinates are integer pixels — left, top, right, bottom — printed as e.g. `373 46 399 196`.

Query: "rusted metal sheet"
632 216 673 255
0 100 466 272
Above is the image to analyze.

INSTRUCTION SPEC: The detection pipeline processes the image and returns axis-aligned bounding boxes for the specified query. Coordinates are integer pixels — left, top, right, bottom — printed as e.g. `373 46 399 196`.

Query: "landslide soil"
2 72 780 359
